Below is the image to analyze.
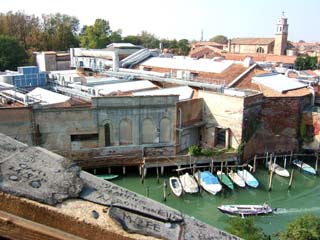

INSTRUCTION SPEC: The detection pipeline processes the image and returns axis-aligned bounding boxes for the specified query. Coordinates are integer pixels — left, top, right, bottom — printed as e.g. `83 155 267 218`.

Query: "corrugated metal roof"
252 73 307 93
27 87 70 105
141 57 234 73
133 86 193 101
94 80 158 96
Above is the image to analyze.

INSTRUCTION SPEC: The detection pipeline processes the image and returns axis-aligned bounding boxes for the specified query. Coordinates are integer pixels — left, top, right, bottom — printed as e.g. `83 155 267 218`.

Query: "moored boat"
217 204 273 217
237 169 259 188
169 177 183 197
96 174 119 180
179 172 199 194
292 159 316 175
195 171 222 195
217 171 234 190
228 170 246 188
269 162 290 177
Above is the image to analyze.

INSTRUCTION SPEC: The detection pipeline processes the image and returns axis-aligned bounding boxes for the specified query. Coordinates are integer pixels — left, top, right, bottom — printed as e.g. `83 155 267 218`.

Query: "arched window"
119 119 132 145
160 118 171 143
142 118 156 144
104 123 111 146
256 47 265 53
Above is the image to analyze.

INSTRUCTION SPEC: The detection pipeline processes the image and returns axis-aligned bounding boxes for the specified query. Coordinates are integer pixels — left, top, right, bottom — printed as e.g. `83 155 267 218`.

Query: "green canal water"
110 164 320 236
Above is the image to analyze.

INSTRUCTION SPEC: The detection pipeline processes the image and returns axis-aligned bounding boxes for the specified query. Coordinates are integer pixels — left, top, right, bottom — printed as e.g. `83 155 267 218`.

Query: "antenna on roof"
282 10 285 17
201 29 204 41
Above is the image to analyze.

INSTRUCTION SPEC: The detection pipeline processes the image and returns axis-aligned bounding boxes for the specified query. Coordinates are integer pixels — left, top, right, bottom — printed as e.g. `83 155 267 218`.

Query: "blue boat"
237 169 259 188
195 171 222 195
292 160 316 175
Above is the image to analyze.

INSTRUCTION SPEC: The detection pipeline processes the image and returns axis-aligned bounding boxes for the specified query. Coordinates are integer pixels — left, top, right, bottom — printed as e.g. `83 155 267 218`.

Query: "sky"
2 0 319 42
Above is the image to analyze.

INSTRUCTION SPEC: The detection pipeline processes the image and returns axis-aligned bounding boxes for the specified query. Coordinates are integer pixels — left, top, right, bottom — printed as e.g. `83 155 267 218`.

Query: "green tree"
41 13 79 51
123 35 142 45
294 55 318 70
177 39 190 55
209 35 228 44
139 31 159 49
225 217 269 240
0 35 27 71
109 29 122 44
279 214 320 240
80 19 111 49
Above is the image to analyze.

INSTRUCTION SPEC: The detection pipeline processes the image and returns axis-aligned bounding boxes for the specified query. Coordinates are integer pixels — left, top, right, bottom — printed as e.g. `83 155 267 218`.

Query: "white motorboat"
269 162 290 177
292 159 316 175
179 172 199 193
217 204 274 217
169 177 183 197
237 169 259 188
228 170 246 188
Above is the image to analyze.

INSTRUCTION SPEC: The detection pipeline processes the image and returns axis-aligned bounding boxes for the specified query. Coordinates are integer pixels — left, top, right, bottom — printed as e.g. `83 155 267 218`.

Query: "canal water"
111 162 320 236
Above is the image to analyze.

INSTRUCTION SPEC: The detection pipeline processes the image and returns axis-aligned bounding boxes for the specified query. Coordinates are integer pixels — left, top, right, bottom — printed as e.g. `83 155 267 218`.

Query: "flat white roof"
141 57 234 73
133 86 193 101
94 80 158 95
252 73 307 93
27 87 70 105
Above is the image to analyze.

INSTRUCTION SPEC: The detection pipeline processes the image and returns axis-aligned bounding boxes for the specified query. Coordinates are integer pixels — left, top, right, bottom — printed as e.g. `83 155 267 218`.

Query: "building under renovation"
0 43 319 171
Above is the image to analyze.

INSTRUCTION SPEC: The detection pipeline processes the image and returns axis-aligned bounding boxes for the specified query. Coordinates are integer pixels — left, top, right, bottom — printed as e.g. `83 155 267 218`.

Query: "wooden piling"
290 151 293 164
265 152 268 166
192 162 196 176
161 166 164 176
284 157 287 169
210 159 214 173
220 161 223 174
253 155 257 173
108 167 111 174
122 166 126 175
156 167 160 184
93 169 96 175
268 169 274 191
163 180 167 202
288 169 294 189
141 165 145 184
315 153 318 174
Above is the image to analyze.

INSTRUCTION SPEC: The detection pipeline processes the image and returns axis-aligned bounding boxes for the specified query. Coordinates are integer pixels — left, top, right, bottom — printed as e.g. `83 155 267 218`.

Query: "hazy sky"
2 0 319 42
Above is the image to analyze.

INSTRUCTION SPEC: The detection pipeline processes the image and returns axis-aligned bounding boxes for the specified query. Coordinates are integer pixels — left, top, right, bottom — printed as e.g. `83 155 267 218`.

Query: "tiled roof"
231 38 275 45
222 53 297 64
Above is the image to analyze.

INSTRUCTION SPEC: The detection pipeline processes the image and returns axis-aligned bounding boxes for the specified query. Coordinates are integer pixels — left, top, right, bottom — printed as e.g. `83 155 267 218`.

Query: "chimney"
228 39 231 52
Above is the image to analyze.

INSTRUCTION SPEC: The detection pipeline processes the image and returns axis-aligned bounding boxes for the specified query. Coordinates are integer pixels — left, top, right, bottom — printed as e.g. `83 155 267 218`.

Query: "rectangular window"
71 133 98 141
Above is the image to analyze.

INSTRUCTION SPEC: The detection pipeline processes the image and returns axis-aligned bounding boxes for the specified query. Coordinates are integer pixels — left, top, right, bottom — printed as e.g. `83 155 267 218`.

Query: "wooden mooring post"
163 180 167 202
141 165 145 184
288 169 294 189
210 159 214 173
253 155 257 173
122 166 126 175
290 151 293 164
268 170 274 191
220 161 223 174
315 153 318 174
156 167 160 184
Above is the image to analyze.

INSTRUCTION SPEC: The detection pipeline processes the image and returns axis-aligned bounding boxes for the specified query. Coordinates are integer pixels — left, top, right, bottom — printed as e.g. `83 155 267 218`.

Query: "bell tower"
274 11 288 55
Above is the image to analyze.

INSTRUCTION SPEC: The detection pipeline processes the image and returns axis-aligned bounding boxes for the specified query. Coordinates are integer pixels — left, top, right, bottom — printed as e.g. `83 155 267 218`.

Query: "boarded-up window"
160 118 171 143
142 118 156 144
120 119 132 145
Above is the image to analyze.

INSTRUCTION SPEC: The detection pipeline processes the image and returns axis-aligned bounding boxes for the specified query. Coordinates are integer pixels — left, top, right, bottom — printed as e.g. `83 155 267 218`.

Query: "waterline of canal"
111 165 320 236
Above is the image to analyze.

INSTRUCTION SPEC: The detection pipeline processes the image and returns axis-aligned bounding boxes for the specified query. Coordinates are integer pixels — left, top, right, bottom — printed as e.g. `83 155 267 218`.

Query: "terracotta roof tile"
231 38 274 45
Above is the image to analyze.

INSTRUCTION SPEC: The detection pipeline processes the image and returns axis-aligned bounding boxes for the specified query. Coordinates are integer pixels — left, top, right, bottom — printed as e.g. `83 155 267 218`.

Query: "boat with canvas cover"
217 171 234 190
169 177 183 197
179 172 199 193
292 159 316 175
237 169 259 188
195 171 222 195
217 204 273 217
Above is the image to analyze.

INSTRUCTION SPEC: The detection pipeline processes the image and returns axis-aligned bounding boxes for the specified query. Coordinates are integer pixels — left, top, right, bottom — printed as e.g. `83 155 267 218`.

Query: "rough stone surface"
109 206 181 240
0 134 84 205
80 171 183 223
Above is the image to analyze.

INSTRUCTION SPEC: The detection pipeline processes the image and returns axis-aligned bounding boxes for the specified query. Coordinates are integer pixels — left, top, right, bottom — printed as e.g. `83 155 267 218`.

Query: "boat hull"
237 170 259 188
179 173 198 194
292 160 316 175
217 204 273 217
217 171 234 190
169 177 183 197
195 171 222 195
